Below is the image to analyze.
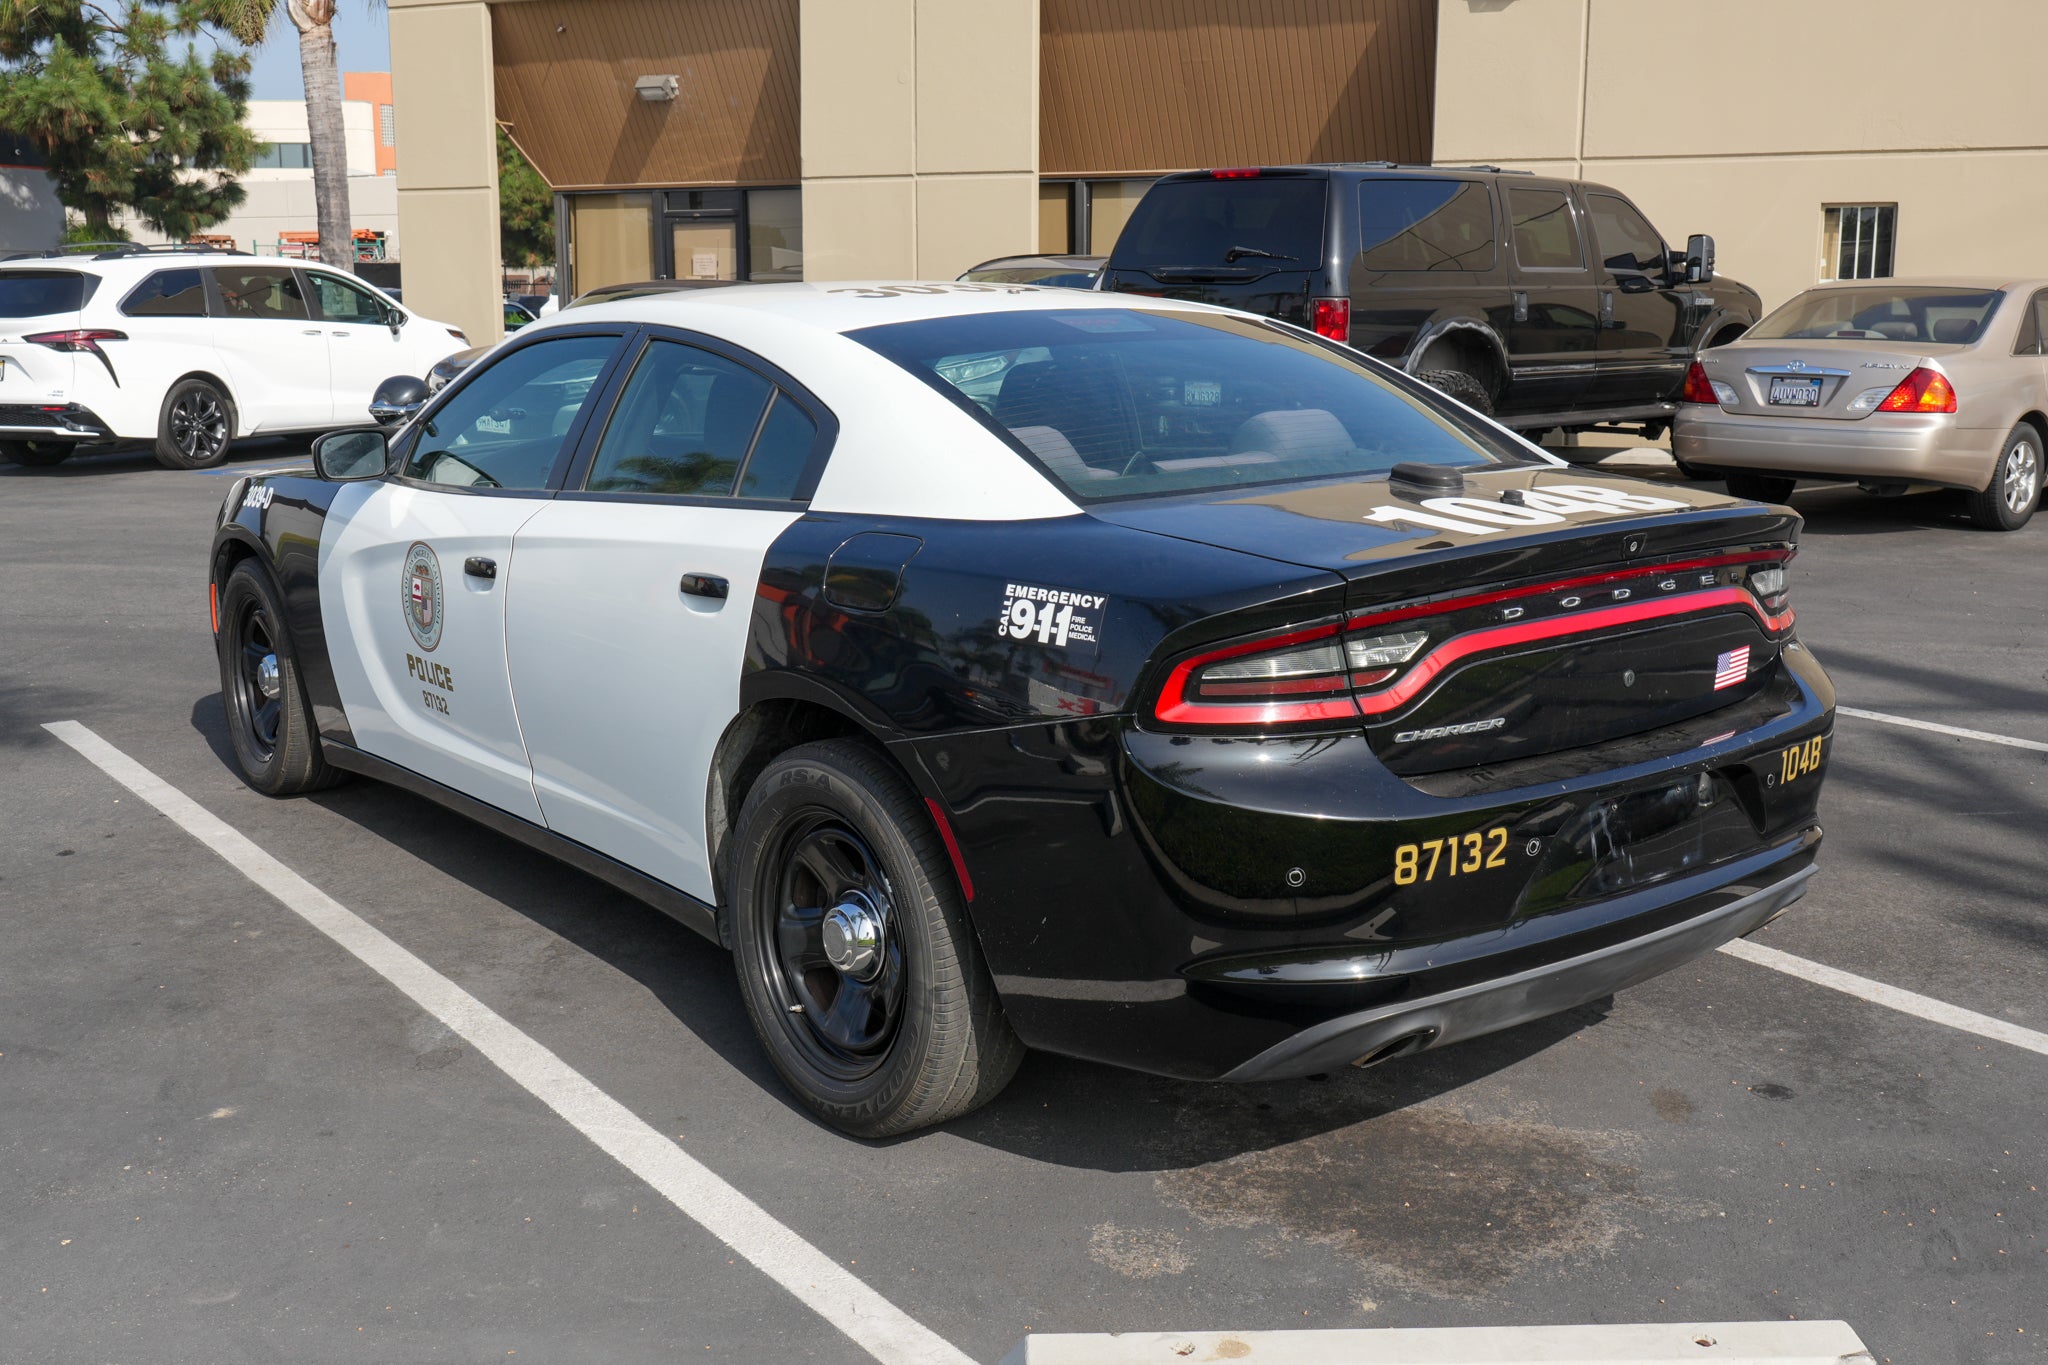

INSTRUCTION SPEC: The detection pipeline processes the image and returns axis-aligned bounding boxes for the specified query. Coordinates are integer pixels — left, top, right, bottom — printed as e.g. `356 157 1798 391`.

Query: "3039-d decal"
1363 484 1691 538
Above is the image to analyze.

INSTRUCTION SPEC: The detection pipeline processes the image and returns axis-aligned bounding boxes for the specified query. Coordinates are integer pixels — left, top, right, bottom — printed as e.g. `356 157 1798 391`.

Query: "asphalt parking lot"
2 440 2043 1364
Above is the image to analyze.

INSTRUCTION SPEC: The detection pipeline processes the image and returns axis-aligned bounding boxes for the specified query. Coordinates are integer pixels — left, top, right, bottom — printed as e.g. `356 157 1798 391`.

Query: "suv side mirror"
312 429 389 481
369 374 429 427
386 307 406 337
1685 234 1716 284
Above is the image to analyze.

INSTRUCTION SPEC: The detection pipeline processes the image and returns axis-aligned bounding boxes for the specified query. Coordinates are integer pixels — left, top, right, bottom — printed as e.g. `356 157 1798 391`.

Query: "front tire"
155 378 235 469
729 739 1023 1137
216 561 341 795
1 440 73 467
1725 472 1798 505
1964 424 2041 531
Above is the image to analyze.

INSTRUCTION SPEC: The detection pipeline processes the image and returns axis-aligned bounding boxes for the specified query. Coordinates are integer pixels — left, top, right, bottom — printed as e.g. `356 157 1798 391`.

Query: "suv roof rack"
1 241 250 262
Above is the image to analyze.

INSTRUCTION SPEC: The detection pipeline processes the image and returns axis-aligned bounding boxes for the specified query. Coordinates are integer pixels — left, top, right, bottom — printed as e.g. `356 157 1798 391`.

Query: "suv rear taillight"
1874 366 1956 413
24 328 126 353
1310 297 1350 342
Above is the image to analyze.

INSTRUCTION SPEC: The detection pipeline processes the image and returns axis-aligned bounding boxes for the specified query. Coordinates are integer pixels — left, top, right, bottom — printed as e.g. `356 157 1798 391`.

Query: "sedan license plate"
1768 376 1821 407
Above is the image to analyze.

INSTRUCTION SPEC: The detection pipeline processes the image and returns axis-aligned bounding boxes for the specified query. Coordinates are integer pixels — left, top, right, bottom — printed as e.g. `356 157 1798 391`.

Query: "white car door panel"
506 501 801 900
321 482 550 823
207 264 331 431
305 269 440 424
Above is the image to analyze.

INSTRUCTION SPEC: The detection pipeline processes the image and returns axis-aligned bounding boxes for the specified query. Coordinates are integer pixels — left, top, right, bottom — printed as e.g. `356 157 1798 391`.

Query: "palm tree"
222 0 352 271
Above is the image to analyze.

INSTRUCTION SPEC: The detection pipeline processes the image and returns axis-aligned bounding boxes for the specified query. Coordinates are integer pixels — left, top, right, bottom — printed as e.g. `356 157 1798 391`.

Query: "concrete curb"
999 1322 1872 1364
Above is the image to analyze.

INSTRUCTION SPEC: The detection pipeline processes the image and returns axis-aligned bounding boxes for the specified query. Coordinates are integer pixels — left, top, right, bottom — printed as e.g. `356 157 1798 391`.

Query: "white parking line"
1718 937 2048 1059
41 720 972 1365
1839 705 2048 754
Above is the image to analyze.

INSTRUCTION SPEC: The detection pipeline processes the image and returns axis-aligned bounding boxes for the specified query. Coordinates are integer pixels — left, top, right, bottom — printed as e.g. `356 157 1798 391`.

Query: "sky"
241 7 393 102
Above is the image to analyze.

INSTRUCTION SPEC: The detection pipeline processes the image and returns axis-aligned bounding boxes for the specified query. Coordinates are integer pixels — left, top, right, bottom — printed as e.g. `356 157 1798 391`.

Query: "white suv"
0 247 467 469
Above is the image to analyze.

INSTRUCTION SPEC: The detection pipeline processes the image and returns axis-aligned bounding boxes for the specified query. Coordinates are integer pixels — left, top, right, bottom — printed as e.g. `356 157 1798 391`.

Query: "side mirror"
1685 234 1716 284
386 307 407 337
369 374 429 427
312 429 389 481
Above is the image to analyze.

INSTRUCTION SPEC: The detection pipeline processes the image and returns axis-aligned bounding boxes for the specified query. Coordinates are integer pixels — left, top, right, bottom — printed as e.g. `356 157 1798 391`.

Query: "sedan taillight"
1874 366 1956 413
1156 622 1429 726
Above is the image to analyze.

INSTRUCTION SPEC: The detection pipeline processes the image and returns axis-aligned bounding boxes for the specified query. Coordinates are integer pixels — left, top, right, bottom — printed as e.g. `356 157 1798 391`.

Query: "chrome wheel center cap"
256 652 282 701
821 894 884 980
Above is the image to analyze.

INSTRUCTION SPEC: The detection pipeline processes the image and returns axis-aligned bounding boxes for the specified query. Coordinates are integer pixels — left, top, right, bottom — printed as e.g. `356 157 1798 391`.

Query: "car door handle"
1512 290 1529 323
331 330 349 338
464 556 497 580
1600 291 1615 327
679 572 728 600
302 328 323 336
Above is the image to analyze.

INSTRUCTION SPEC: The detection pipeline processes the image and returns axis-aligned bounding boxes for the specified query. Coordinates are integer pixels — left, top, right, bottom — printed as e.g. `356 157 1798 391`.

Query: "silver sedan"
1673 277 2046 530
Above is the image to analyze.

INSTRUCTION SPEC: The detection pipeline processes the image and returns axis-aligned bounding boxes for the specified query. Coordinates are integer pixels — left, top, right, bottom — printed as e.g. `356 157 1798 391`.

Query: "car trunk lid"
1112 465 1800 773
1694 340 1965 420
0 269 91 403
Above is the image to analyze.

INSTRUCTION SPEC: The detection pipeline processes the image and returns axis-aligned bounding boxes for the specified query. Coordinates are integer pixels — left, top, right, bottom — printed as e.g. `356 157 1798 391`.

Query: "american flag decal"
1713 645 1751 691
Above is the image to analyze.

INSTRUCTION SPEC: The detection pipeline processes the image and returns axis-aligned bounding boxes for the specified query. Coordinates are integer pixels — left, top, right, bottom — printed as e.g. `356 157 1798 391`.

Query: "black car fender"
1400 315 1511 389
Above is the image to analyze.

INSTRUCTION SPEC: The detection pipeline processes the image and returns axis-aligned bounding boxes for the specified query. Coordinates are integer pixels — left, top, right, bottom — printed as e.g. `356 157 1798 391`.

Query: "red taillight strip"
1345 551 1787 632
924 797 975 903
1156 587 1791 726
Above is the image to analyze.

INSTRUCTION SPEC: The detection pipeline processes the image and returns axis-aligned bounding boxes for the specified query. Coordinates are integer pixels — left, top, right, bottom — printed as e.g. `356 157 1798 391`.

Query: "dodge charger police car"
208 283 1834 1137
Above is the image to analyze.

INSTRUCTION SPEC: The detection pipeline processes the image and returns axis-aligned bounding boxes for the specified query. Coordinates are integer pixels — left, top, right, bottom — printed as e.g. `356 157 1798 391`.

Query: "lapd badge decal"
402 542 445 652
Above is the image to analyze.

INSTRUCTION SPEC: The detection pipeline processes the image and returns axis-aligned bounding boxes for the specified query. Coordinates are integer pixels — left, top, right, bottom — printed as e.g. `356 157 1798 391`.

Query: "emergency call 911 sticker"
402 541 444 652
1000 582 1103 648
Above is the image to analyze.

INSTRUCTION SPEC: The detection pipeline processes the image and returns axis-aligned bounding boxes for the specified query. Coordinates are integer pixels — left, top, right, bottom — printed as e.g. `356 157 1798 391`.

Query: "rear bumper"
0 404 113 441
1672 407 1998 490
1222 843 1815 1079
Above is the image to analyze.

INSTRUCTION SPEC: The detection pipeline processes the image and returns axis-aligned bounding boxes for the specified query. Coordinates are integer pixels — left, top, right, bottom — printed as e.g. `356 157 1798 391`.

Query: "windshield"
1750 287 2005 344
849 308 1522 501
0 270 88 318
1108 178 1326 271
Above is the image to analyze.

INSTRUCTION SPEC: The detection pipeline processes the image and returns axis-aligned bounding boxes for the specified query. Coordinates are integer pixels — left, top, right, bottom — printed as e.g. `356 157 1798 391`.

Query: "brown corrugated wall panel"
493 0 799 190
1040 0 1436 176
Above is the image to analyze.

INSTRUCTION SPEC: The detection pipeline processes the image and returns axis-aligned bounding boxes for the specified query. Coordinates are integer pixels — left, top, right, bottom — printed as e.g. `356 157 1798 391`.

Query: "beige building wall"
1434 0 2048 312
390 0 505 344
800 0 1038 281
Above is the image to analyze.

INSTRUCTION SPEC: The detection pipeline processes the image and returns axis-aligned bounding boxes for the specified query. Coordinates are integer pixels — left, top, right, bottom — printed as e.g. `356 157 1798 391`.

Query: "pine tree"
0 0 258 242
498 129 553 269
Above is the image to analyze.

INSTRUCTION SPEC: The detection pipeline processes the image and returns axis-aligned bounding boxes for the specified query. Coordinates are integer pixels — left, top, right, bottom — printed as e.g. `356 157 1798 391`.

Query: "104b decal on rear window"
1000 582 1104 647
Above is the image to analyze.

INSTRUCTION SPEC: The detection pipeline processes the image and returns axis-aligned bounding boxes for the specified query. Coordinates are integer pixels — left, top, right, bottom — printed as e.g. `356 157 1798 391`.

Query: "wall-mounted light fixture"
634 74 679 103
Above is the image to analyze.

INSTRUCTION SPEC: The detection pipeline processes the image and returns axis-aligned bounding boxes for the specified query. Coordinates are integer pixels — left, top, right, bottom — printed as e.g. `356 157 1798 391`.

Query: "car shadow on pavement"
186 692 1611 1169
1777 485 1975 535
0 439 310 478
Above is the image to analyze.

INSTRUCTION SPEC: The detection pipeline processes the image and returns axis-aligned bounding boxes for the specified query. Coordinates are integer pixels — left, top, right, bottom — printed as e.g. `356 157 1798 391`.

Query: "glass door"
668 218 738 281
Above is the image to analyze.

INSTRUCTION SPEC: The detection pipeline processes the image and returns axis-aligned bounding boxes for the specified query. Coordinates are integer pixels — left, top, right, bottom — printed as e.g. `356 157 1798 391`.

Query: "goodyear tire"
1416 367 1495 417
216 560 342 796
729 739 1023 1137
155 377 235 469
1963 423 2040 531
1 440 73 467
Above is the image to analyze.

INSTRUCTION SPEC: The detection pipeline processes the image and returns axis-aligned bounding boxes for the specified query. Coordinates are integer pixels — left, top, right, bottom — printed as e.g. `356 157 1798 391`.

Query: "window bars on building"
1822 204 1896 281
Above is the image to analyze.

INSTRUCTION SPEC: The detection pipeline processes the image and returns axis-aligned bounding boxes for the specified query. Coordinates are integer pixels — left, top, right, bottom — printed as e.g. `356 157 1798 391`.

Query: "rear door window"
121 269 207 318
0 270 88 317
1357 179 1496 272
213 266 310 321
2013 290 2048 356
1508 188 1584 271
1108 178 1326 270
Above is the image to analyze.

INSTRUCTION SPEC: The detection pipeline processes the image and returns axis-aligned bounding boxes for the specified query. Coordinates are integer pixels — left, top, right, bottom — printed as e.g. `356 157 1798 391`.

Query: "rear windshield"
1107 178 1326 270
0 269 89 317
849 308 1521 501
1750 287 2004 344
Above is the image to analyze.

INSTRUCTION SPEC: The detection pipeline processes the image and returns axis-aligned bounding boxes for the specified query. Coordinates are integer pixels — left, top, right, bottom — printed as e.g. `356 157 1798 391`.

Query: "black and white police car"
208 283 1834 1136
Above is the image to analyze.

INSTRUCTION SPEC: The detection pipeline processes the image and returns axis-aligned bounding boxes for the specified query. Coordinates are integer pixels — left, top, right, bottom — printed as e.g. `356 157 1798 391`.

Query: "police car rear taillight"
1154 624 1429 726
1747 566 1789 611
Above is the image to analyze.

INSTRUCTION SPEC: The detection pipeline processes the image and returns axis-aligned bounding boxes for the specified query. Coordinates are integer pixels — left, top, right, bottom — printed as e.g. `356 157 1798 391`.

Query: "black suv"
1103 165 1762 437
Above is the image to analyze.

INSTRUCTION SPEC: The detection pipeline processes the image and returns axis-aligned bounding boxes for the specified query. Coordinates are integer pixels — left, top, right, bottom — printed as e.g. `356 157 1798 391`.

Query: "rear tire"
1725 472 1797 505
216 560 342 796
1 440 73 467
729 739 1023 1137
155 377 235 469
1416 367 1495 417
1963 423 2040 531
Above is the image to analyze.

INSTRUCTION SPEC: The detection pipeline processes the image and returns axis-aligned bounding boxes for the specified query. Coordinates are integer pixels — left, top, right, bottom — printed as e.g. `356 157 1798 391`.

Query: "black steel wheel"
215 561 341 796
0 440 72 468
729 739 1022 1137
155 378 234 469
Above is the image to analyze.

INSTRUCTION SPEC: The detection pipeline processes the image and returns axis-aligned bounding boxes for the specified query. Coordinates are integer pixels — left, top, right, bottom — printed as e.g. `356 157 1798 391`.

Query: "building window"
1039 178 1158 255
1038 183 1072 254
379 105 395 147
1823 205 1895 281
252 142 313 170
746 187 802 281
